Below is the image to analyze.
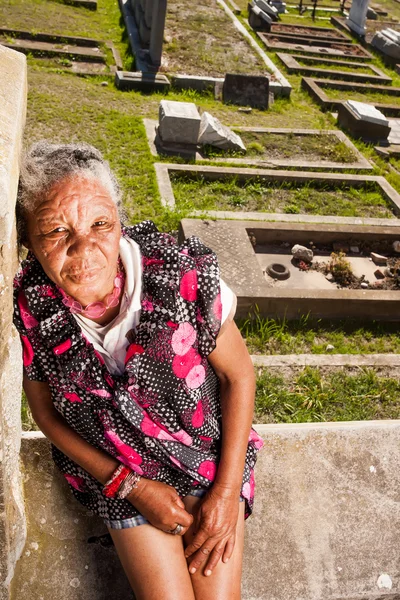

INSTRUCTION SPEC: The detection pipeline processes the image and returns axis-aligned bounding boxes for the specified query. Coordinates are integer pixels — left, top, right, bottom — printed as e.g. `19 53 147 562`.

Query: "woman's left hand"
184 483 240 576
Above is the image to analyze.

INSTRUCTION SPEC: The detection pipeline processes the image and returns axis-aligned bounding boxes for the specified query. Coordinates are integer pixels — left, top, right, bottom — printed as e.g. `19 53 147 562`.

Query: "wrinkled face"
26 175 121 306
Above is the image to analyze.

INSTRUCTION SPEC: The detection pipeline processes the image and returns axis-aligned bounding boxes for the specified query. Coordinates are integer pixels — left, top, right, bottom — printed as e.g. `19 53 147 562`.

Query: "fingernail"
205 570 212 577
189 567 196 574
223 558 229 563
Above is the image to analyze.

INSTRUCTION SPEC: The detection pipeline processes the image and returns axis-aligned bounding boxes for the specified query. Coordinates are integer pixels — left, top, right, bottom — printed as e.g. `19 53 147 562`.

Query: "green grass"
162 0 267 77
171 174 394 218
255 367 400 423
324 87 400 106
294 59 376 75
240 313 400 355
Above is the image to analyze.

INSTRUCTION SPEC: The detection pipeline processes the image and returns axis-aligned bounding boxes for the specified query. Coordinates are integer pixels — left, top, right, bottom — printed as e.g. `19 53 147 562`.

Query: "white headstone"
346 0 370 36
346 100 389 126
255 0 278 17
198 112 246 151
372 31 400 59
158 100 201 145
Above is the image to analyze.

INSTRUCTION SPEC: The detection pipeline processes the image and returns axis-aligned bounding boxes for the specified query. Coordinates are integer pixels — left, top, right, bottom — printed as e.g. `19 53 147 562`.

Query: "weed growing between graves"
171 174 394 218
239 312 400 355
201 131 357 162
255 367 400 423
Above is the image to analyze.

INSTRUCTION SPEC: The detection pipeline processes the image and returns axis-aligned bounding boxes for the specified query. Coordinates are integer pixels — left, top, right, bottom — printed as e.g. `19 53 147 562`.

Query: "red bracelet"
103 464 131 498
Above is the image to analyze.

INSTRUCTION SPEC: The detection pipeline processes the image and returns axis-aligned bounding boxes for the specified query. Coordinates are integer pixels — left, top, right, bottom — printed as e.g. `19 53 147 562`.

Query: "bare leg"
108 524 196 600
183 497 245 600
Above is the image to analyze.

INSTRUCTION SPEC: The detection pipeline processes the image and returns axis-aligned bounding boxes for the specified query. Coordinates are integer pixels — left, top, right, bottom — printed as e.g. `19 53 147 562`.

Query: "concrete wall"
0 46 27 600
12 422 400 600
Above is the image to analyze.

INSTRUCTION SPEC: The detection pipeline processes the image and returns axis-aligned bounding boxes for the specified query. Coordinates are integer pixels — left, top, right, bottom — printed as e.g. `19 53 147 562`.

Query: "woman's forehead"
36 175 117 215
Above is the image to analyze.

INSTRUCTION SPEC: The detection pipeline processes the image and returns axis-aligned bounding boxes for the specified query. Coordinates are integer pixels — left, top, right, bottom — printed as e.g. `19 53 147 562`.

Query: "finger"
174 495 186 509
173 507 194 529
165 523 190 536
222 534 235 564
184 530 209 559
204 543 225 576
188 544 215 574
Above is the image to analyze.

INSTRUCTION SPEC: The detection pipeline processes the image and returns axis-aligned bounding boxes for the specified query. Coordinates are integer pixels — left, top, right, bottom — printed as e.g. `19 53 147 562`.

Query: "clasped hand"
128 480 239 576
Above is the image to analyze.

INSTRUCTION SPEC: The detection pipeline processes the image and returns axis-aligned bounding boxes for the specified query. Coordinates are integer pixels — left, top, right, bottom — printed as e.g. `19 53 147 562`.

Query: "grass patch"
239 313 400 354
171 174 394 217
295 58 376 75
324 87 400 106
203 130 357 162
255 366 400 423
162 0 268 77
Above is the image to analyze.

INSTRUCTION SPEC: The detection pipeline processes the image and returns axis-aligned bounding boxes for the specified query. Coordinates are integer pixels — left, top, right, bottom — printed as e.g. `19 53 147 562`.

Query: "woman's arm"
23 375 193 533
184 320 255 575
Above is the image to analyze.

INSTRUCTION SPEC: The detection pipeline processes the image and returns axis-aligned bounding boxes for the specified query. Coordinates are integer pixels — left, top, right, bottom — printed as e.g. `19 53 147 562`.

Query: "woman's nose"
67 233 95 257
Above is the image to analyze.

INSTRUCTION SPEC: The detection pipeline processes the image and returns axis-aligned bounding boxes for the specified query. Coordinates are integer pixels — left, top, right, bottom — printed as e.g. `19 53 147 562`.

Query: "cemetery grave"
145 118 373 169
257 31 373 57
179 218 400 320
156 163 400 218
302 76 400 113
0 28 120 74
277 52 392 82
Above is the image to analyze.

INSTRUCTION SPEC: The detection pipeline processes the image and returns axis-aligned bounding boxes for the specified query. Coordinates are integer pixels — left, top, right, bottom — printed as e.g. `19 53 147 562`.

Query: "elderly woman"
13 142 263 600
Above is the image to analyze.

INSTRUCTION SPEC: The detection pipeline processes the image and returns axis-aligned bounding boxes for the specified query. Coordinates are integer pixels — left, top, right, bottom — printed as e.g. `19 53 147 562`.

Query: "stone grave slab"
179 218 400 320
270 23 351 40
302 77 400 116
63 0 97 8
115 70 170 91
222 73 269 109
0 28 117 74
257 31 373 59
158 100 201 145
259 30 353 46
155 163 400 218
144 120 373 170
277 52 391 84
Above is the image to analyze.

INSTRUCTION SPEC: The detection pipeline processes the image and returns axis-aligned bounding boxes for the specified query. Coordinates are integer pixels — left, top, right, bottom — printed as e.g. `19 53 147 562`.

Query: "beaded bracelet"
118 471 141 499
103 464 141 499
103 464 131 498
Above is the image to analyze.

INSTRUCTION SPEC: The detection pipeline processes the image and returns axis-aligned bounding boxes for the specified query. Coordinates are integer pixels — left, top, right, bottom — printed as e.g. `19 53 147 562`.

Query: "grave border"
257 31 373 60
302 77 400 115
251 353 400 367
261 31 354 46
277 52 392 84
118 0 291 96
155 162 400 220
270 23 351 41
144 119 373 170
179 217 400 321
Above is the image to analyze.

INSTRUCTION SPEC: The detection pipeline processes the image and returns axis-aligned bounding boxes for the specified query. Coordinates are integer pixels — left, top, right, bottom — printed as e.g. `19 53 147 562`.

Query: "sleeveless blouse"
13 221 263 520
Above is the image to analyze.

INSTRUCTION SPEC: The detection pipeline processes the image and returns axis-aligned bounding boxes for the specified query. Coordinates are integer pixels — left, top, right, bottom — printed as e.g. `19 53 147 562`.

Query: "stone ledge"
11 422 400 599
251 353 400 367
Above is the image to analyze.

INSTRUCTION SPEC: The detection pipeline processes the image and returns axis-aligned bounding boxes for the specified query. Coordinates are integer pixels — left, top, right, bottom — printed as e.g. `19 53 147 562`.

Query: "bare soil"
161 0 268 77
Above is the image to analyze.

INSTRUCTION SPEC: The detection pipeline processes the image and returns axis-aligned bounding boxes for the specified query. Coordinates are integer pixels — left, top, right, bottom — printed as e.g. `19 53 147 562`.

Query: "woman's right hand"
127 478 193 535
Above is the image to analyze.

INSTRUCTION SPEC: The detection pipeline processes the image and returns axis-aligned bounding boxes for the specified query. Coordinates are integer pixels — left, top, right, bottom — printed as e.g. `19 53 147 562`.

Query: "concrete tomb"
180 218 400 321
222 73 270 110
346 0 370 35
158 100 201 146
372 28 400 61
254 0 279 19
248 4 273 30
338 101 391 142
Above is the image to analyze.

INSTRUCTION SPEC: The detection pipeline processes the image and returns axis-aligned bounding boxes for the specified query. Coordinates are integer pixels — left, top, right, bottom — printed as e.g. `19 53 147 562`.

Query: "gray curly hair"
17 141 123 243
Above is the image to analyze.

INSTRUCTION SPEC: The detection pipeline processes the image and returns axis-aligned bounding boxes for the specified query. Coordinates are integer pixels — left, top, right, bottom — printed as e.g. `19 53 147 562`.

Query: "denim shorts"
104 486 208 530
104 487 244 530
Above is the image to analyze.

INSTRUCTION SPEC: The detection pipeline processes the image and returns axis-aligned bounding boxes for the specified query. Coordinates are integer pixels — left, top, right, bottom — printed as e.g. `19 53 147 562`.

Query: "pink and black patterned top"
13 221 263 520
